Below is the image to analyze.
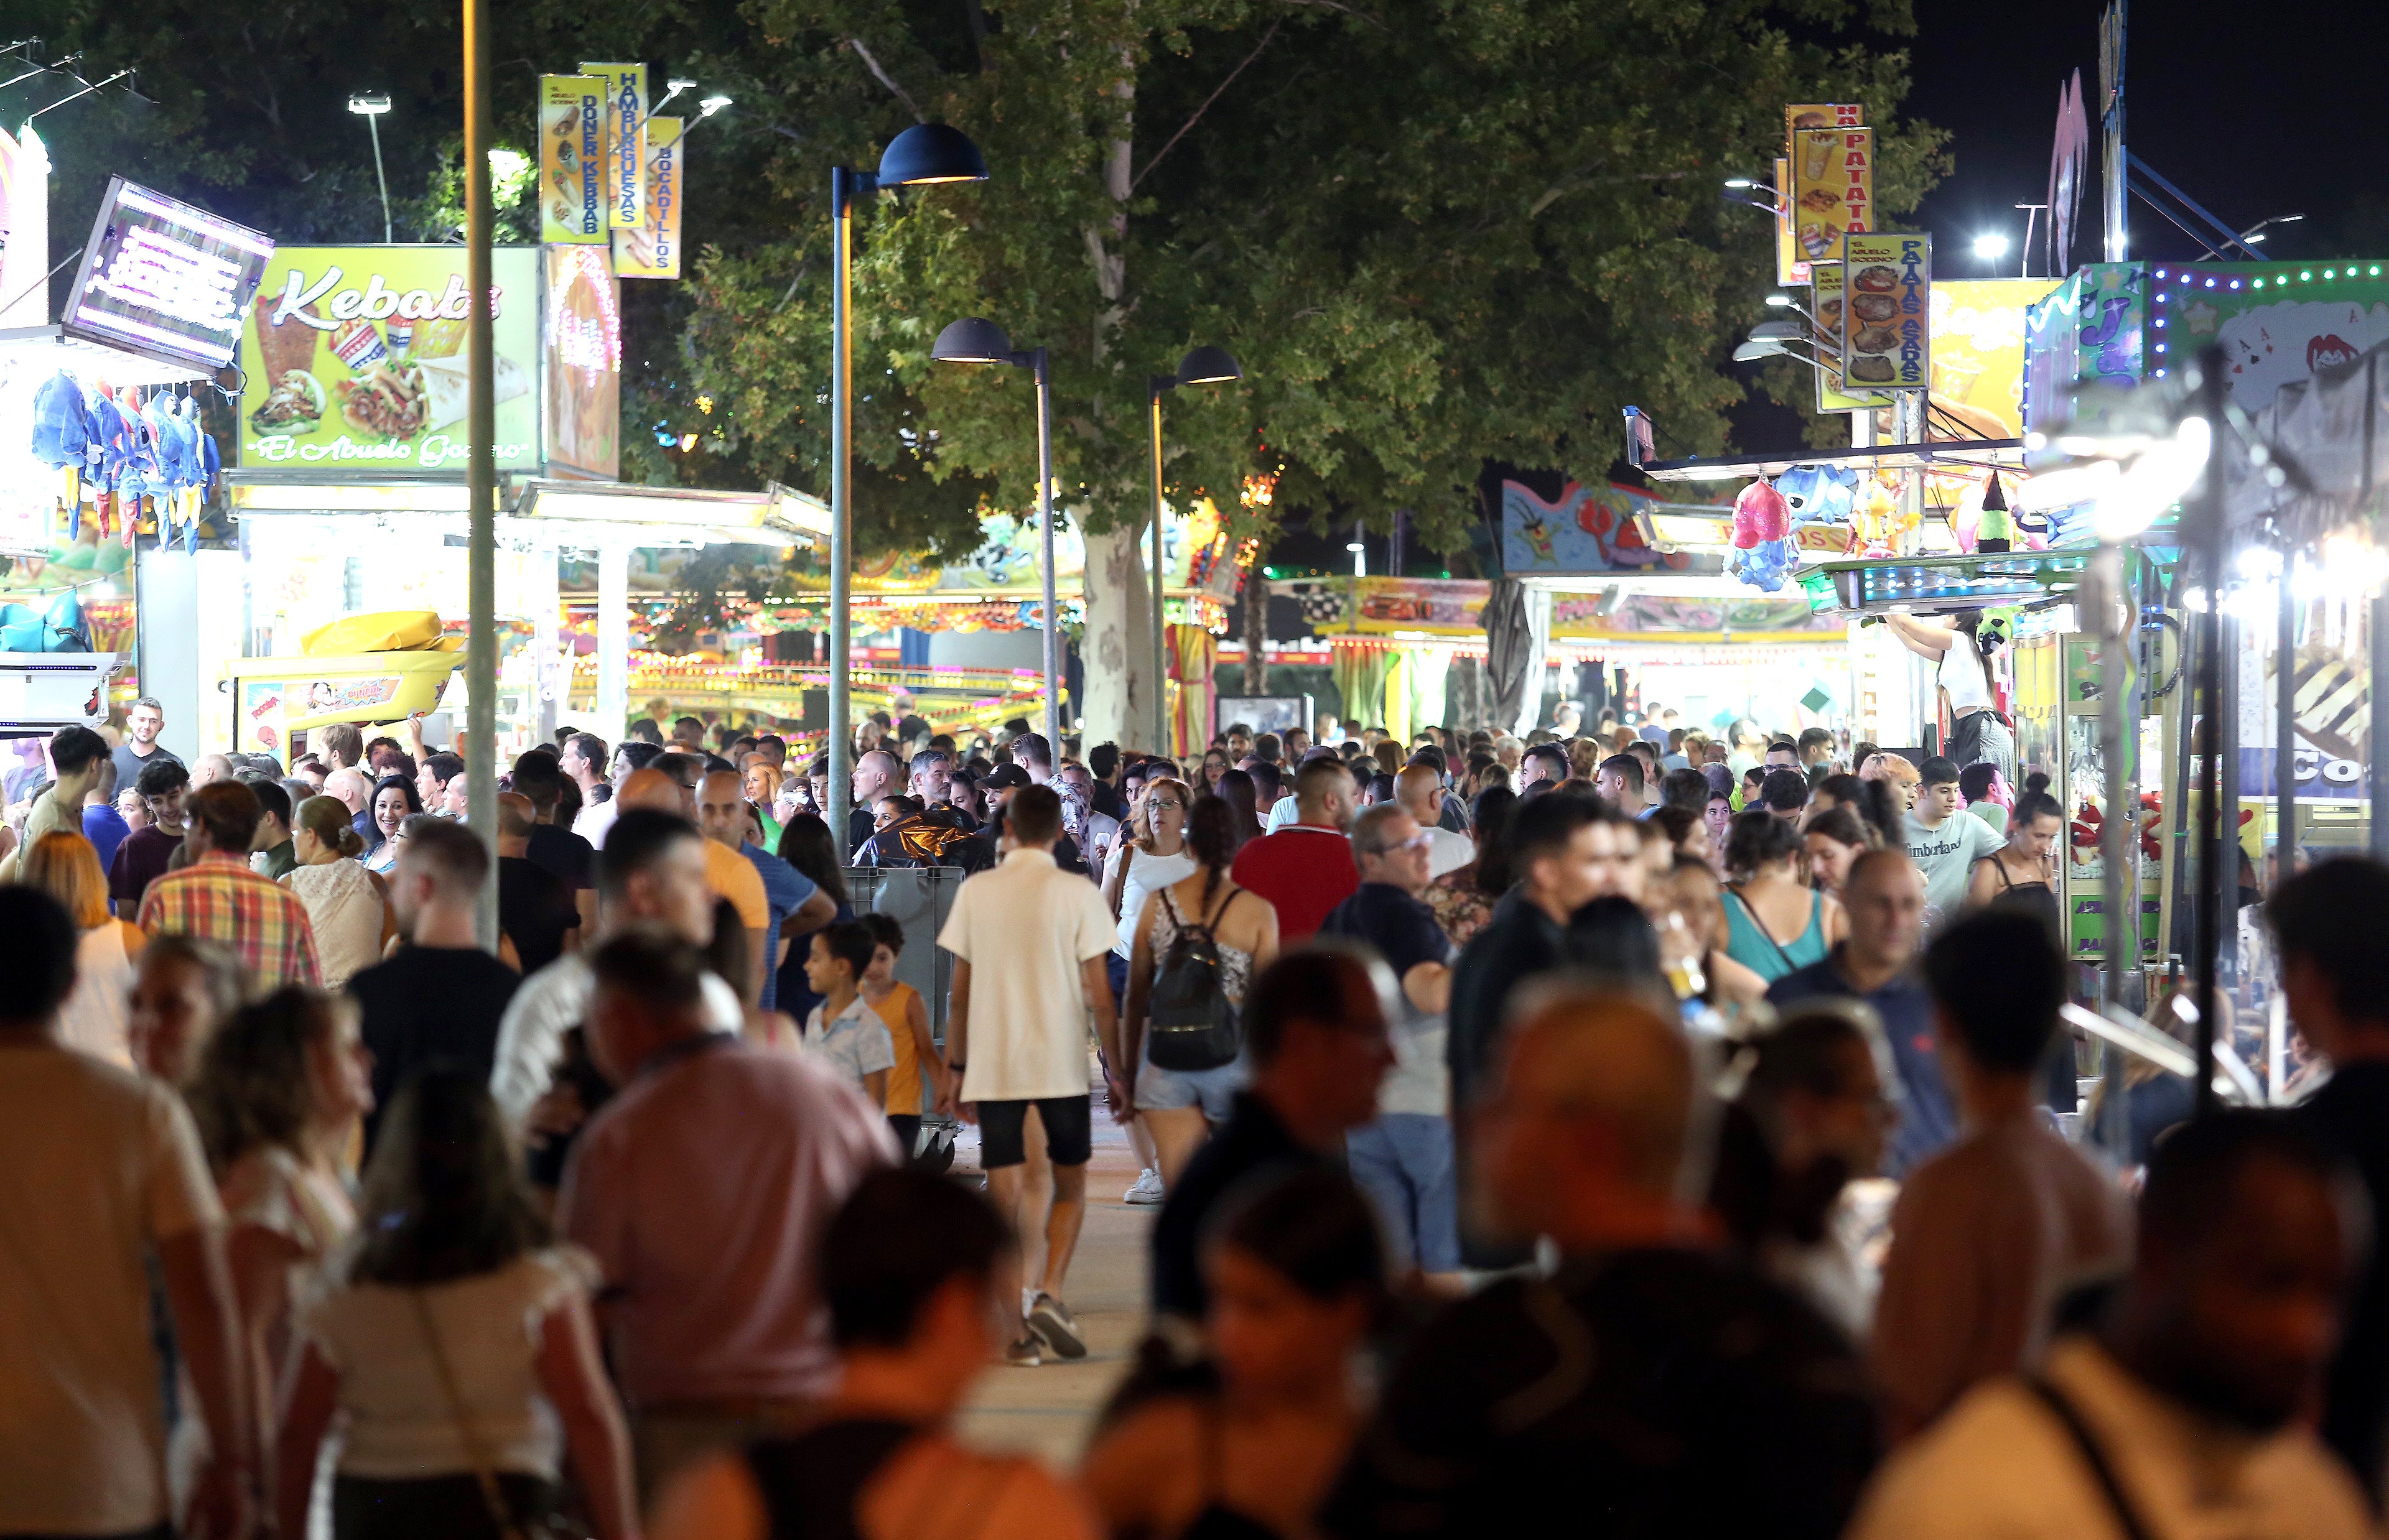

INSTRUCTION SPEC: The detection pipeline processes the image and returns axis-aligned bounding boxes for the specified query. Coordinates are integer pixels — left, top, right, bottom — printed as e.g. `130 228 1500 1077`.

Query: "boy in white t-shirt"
801 920 895 1103
1904 755 2006 924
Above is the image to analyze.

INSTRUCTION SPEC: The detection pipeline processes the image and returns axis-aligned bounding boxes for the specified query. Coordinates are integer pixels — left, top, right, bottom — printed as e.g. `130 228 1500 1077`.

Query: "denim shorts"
1135 1037 1247 1121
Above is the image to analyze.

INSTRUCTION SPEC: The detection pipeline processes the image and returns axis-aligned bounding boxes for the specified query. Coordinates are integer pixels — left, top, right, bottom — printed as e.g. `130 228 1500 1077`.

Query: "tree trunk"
1080 524 1154 751
1074 55 1152 751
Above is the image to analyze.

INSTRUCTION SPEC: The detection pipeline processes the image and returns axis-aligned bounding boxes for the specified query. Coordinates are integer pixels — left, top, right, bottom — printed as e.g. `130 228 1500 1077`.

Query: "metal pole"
2277 545 2297 891
2194 348 2228 1117
1149 381 1168 754
829 168 855 848
462 0 498 948
2098 542 2128 1014
366 113 393 244
1035 347 1059 751
2365 355 2387 861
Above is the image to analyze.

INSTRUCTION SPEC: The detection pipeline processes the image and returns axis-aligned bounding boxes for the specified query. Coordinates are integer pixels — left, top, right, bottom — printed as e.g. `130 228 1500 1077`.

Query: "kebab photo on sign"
1843 262 1902 384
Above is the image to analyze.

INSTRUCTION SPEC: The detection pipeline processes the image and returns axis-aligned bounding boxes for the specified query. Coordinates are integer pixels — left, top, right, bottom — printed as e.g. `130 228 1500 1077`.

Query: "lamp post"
461 0 496 945
1147 345 1242 753
348 95 393 243
934 317 1058 752
827 124 987 846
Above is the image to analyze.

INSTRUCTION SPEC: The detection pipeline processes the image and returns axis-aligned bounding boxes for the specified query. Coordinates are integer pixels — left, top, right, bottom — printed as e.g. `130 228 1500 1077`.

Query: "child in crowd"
859 912 945 1157
801 921 896 1104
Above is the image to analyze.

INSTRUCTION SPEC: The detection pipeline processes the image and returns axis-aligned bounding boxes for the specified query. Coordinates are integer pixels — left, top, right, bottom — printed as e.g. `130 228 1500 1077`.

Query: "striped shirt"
138 851 322 988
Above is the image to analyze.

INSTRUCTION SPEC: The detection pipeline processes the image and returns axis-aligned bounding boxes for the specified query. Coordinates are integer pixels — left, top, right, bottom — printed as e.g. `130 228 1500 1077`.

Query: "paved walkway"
950 1106 1156 1466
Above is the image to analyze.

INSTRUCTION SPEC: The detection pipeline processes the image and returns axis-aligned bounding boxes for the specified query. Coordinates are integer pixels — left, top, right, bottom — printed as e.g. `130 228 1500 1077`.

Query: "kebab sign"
239 247 541 472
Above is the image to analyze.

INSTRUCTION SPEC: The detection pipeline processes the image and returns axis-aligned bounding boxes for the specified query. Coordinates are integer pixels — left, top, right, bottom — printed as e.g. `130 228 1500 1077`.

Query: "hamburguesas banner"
579 62 647 231
612 116 682 280
539 75 606 245
240 246 539 472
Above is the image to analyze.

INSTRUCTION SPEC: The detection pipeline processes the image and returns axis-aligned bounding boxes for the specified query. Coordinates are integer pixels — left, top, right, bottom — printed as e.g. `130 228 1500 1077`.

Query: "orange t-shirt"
870 981 926 1114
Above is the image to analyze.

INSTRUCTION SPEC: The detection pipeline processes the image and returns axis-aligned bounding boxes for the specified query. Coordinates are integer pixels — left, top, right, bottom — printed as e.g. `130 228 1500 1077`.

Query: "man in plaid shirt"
139 781 321 988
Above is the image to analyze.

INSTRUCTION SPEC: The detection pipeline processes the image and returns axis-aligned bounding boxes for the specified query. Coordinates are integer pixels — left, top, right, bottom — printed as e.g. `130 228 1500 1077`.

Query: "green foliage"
13 0 1942 566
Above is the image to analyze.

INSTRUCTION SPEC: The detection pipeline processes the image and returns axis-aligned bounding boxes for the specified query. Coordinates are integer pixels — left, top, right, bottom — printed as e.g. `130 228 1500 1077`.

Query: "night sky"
1906 0 2389 270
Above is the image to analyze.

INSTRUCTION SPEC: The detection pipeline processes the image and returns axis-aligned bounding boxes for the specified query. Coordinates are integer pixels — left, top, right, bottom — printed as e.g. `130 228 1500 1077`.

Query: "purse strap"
2025 1376 2154 1540
411 1287 529 1540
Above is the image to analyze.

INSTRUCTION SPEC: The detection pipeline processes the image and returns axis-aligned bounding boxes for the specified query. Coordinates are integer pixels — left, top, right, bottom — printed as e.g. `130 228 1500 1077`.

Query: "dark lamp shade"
1176 345 1243 386
932 317 1013 364
878 123 990 187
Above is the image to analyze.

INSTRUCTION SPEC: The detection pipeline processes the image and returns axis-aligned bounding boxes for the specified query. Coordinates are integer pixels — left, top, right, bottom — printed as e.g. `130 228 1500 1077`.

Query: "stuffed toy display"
1728 479 1799 591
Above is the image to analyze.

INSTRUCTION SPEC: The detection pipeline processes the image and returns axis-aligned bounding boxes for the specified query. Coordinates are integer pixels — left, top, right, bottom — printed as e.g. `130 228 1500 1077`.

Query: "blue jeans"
1347 1114 1460 1273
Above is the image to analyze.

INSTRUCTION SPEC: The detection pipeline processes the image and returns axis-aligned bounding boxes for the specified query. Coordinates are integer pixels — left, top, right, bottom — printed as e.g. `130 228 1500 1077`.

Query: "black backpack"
1147 883 1241 1071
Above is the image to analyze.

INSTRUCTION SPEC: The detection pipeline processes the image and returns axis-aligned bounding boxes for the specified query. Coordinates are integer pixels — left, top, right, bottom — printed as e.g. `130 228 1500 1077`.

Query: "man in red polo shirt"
1229 753 1359 942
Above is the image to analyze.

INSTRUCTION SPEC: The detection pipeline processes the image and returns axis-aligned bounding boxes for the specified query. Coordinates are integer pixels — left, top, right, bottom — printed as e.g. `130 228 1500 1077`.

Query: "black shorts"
977 1094 1092 1169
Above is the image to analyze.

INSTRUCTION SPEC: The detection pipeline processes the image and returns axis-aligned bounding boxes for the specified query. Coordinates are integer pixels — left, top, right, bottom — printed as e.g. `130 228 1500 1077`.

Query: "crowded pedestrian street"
12 2 2389 1536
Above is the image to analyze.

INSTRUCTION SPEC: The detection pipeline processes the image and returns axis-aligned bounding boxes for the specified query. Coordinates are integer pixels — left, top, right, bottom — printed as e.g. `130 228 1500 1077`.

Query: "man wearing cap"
981 764 1086 875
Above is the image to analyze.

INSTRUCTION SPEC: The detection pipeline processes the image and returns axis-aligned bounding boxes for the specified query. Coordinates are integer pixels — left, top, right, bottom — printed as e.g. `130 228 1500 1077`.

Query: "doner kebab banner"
1840 232 1930 392
539 75 606 245
241 246 540 471
613 116 682 280
580 62 648 231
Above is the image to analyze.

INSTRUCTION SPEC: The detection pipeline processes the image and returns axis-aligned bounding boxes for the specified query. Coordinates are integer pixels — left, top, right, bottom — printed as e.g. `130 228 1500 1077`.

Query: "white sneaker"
1022 1286 1040 1319
1124 1169 1165 1205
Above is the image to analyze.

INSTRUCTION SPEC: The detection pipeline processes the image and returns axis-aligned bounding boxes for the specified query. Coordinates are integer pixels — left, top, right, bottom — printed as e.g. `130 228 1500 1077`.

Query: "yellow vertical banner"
579 62 648 231
613 117 682 279
1773 157 1807 287
539 75 606 245
1791 126 1873 264
1782 103 1863 151
1841 232 1930 391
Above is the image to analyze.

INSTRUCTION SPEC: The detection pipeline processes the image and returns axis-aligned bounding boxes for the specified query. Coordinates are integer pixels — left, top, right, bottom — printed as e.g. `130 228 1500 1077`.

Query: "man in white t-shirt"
1903 755 2006 924
1395 765 1473 878
939 784 1120 1368
0 888 254 1539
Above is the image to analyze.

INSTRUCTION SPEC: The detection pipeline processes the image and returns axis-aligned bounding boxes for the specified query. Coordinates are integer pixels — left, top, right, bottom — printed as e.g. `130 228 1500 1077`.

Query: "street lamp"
347 94 393 244
1147 344 1242 751
653 77 699 111
1972 231 2011 266
827 122 988 843
934 317 1058 753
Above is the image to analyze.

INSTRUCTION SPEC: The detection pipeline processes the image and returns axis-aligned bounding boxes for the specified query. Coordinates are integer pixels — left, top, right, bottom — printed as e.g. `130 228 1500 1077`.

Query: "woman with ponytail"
1886 608 2014 781
283 795 396 987
1965 772 2064 935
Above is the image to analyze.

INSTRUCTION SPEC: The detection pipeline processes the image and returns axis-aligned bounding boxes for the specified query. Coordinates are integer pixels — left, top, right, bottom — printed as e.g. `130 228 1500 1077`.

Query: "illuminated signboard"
65 176 274 371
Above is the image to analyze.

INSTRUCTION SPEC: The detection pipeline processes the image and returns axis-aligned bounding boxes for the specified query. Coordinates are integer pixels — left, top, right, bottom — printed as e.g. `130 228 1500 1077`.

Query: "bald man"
1395 765 1473 879
1323 993 1878 1540
620 768 771 1000
848 749 901 855
697 769 833 1013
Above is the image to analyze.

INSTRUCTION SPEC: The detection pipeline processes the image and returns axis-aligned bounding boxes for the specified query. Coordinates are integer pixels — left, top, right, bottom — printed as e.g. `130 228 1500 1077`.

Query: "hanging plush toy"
1728 479 1799 591
1776 463 1860 527
1848 477 1899 557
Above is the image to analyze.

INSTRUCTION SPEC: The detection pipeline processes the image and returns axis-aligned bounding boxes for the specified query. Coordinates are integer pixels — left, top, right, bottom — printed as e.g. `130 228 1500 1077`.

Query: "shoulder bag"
412 1288 575 1540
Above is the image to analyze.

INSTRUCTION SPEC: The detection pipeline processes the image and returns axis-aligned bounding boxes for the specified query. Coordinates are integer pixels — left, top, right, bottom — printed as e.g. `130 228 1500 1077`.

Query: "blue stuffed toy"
1774 463 1860 527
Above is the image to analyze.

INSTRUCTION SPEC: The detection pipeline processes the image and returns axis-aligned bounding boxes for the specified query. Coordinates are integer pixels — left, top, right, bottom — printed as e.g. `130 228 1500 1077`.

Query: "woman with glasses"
1102 777 1198 1205
1198 749 1231 796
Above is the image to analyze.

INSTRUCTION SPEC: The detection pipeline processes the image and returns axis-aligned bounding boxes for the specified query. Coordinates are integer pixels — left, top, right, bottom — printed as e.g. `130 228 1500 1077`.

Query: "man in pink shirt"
560 928 895 1500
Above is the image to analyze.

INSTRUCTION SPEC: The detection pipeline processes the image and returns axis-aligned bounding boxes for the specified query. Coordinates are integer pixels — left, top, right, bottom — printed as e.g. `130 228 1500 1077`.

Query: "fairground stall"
205 241 826 756
2 165 273 747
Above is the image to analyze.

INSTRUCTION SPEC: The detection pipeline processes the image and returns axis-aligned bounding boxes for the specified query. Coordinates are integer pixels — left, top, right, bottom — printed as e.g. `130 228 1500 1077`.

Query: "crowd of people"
7 695 2389 1540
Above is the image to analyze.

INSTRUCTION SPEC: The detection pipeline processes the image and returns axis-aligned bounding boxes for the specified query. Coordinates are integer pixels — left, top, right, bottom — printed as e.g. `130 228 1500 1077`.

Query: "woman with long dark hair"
1081 1167 1386 1539
1198 748 1231 796
1426 786 1515 947
775 812 853 1026
1122 794 1281 1186
276 1068 636 1540
1965 774 2064 933
1887 608 2013 779
1214 768 1265 850
360 774 421 877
